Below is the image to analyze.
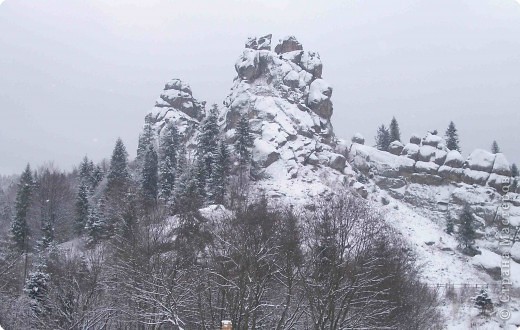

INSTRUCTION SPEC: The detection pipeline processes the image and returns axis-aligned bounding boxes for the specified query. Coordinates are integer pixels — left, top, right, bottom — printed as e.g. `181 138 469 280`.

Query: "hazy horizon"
1 0 520 175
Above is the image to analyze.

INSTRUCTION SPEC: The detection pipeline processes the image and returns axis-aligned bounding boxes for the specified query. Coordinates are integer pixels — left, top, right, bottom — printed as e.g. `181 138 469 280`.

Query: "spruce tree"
91 164 104 189
458 205 477 252
11 164 33 252
174 169 203 214
234 113 254 166
141 144 159 203
85 201 107 246
512 163 519 178
159 123 179 203
196 104 220 183
74 182 90 235
24 261 50 314
79 156 94 188
136 114 155 164
208 141 231 205
389 117 401 142
491 140 500 154
39 203 54 250
445 121 460 152
106 138 129 193
375 124 391 151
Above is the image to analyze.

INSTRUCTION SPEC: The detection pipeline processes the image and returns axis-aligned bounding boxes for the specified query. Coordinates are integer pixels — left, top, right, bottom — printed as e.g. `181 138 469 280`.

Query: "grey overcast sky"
1 0 519 175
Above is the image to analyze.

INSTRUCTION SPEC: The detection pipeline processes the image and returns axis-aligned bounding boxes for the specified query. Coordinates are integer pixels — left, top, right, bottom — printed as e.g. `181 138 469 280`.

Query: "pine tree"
85 201 107 246
234 113 254 166
491 140 500 154
208 141 231 205
106 138 130 193
24 261 50 314
137 114 155 164
11 164 33 252
91 164 104 189
474 289 493 315
196 104 220 185
79 156 94 188
512 163 519 178
389 117 401 142
39 202 54 250
159 123 180 203
375 124 391 151
445 121 460 152
141 144 159 203
74 182 90 235
174 169 203 214
458 205 477 252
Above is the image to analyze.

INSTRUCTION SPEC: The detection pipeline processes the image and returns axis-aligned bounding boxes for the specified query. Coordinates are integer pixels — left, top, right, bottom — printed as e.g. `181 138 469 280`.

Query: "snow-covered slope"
139 35 520 328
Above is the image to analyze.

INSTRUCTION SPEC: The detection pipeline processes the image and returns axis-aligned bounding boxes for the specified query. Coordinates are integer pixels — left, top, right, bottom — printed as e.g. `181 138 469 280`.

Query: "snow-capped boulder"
245 34 272 50
401 143 419 160
487 173 512 191
235 49 260 81
443 150 464 168
415 161 439 175
467 149 495 173
433 149 447 165
328 153 346 172
352 133 365 145
307 79 333 119
417 145 436 162
274 35 303 54
492 153 511 176
422 133 444 148
388 140 404 155
300 51 323 79
463 168 490 186
438 165 463 182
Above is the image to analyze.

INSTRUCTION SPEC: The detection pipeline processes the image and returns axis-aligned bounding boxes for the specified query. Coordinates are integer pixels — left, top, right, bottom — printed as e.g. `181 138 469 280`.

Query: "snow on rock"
418 145 437 162
388 140 404 155
307 79 333 119
351 133 365 145
422 133 445 149
401 143 420 160
245 34 272 50
467 149 496 173
492 153 511 176
444 150 464 168
274 35 303 54
235 48 260 81
300 51 323 78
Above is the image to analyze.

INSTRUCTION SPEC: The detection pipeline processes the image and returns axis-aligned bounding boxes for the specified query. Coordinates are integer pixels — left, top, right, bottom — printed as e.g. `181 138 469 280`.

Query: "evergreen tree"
106 138 129 193
174 169 203 214
141 144 159 203
458 205 477 252
375 124 391 151
445 121 460 152
136 114 155 164
11 164 33 252
234 113 254 166
208 141 231 204
24 261 50 315
91 164 104 189
389 117 401 142
74 182 90 235
159 123 180 203
512 163 519 178
491 140 500 154
474 289 493 315
79 156 94 188
196 104 220 185
39 202 54 250
85 201 107 246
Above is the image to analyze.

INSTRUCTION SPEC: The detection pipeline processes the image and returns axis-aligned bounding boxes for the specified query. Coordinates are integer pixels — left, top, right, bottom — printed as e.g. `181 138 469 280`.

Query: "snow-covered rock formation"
140 35 520 328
